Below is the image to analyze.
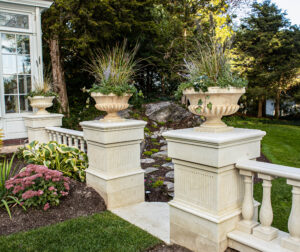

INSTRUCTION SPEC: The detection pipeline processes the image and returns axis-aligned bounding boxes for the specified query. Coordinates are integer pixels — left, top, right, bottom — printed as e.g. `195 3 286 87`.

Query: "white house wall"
0 1 50 140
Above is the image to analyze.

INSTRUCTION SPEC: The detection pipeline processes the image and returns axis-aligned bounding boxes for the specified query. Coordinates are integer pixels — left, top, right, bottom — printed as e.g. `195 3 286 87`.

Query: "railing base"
228 230 292 252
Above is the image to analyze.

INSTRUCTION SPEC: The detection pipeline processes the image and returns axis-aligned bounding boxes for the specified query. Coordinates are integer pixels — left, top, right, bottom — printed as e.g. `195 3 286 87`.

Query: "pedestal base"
237 220 259 234
253 225 278 241
86 169 145 210
170 201 241 252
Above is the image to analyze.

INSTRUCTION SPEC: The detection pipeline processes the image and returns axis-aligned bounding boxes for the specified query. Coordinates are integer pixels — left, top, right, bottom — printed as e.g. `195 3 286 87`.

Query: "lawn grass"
224 116 300 232
0 211 161 252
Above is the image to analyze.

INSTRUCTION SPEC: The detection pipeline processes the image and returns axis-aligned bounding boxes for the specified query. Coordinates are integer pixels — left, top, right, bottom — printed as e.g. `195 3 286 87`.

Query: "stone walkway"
111 202 170 244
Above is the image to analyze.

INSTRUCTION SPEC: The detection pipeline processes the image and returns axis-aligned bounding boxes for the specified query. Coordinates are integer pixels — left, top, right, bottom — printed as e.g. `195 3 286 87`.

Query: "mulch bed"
0 179 106 236
145 244 192 252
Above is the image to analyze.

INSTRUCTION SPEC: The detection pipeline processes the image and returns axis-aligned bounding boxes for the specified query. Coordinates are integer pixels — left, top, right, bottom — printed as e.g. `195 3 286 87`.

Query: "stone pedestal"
163 128 266 252
80 120 147 210
23 114 63 143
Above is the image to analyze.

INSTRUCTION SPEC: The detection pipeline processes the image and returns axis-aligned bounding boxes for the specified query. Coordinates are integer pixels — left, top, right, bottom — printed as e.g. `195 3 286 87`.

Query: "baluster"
80 138 85 151
68 135 72 147
237 170 258 234
63 134 67 145
253 174 278 241
53 132 57 142
281 179 300 251
74 137 79 149
57 133 62 144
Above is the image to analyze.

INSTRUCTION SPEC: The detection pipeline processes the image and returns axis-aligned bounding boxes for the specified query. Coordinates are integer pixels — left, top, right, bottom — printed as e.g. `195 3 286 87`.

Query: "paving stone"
160 145 168 151
168 192 174 197
165 171 174 179
152 151 168 159
162 162 174 169
159 139 167 144
145 167 159 174
141 158 155 164
163 181 174 191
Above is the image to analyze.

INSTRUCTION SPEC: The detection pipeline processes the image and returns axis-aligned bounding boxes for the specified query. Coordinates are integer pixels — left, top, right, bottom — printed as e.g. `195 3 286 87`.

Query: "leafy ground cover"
0 211 161 252
224 116 300 232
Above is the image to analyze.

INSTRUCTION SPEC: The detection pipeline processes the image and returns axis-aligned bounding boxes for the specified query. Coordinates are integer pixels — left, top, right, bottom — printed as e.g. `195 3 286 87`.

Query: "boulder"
145 167 159 174
144 101 192 123
152 151 168 159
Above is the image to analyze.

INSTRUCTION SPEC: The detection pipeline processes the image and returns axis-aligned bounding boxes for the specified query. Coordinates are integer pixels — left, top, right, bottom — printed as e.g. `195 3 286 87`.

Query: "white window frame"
0 9 36 118
0 9 33 34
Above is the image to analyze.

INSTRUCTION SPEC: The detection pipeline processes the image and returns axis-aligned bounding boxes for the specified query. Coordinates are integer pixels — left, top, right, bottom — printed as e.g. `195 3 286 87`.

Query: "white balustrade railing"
46 127 86 152
234 159 300 251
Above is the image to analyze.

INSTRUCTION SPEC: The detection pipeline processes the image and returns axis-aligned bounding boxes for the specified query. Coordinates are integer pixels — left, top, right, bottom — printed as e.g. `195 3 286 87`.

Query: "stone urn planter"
183 87 246 132
91 92 132 121
29 96 55 115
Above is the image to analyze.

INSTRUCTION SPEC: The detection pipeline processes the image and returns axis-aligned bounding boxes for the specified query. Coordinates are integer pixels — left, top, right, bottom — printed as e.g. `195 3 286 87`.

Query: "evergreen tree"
234 0 300 117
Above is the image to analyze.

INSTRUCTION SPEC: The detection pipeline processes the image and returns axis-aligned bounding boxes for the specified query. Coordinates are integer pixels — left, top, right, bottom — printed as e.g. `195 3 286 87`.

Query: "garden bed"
0 179 106 236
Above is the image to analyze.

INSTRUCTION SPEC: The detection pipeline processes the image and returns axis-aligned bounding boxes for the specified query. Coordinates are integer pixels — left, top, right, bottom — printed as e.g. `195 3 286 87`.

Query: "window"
1 33 32 113
0 12 29 29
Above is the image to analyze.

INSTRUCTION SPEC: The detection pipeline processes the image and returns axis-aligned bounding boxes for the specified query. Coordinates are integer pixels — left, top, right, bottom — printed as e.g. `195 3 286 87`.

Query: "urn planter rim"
183 86 246 95
91 92 132 97
28 96 56 99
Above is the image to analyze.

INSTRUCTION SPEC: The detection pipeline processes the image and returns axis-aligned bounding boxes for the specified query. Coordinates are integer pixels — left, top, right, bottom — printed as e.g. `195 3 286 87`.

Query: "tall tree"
234 0 300 117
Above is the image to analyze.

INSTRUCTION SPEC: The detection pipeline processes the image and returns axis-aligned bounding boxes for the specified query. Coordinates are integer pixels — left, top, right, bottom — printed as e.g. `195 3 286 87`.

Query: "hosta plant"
21 141 88 182
0 155 25 218
5 164 70 210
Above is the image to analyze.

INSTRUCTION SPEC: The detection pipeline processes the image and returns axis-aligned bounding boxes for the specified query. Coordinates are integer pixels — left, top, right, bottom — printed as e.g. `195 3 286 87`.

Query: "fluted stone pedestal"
163 128 266 252
23 114 63 143
80 120 147 210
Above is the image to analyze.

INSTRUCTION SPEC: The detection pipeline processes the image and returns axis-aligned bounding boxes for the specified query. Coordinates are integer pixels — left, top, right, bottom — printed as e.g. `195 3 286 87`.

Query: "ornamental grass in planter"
27 78 57 115
86 41 139 122
176 39 247 132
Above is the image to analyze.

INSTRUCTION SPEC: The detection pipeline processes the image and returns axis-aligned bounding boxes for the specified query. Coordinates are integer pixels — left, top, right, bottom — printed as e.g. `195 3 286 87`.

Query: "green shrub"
6 164 70 210
144 127 151 134
150 149 159 153
143 151 153 156
165 157 172 162
153 142 160 146
21 141 88 182
157 122 166 126
142 117 148 122
151 138 158 142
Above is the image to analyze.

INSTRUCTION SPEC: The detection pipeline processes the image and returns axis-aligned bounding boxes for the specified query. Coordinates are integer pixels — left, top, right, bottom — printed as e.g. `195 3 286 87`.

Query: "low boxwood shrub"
5 164 70 210
20 141 88 182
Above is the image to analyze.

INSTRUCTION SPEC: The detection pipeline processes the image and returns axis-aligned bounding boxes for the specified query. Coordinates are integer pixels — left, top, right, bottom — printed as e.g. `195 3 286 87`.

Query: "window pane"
5 95 19 113
20 95 31 112
4 75 17 94
17 55 31 74
2 55 17 74
0 12 29 29
1 33 16 54
18 75 31 94
17 35 30 54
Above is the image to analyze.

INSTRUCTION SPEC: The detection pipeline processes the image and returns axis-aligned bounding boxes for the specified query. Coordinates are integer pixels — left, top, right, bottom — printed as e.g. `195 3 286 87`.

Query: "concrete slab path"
111 202 170 244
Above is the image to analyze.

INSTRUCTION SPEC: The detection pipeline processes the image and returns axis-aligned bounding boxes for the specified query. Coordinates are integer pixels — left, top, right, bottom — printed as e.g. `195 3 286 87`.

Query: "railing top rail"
236 160 300 181
46 127 84 138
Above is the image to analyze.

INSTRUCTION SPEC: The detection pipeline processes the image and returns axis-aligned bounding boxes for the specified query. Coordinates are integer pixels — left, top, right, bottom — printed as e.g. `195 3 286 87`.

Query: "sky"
262 0 300 25
235 0 300 26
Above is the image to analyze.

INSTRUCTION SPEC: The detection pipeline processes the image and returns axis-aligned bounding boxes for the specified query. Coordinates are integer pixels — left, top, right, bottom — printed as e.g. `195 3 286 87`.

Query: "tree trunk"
257 97 263 118
49 36 69 116
275 91 280 119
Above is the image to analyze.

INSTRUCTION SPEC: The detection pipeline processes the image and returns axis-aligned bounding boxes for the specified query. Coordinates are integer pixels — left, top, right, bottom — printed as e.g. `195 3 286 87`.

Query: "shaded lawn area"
224 116 300 232
0 211 161 252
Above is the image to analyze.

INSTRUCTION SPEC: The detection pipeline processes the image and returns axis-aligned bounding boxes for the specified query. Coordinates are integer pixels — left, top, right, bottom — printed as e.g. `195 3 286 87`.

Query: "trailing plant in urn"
86 40 139 121
176 38 247 132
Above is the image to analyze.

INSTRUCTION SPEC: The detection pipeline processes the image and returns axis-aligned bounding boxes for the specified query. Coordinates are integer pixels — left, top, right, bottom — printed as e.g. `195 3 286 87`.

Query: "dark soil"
0 179 106 236
145 244 192 252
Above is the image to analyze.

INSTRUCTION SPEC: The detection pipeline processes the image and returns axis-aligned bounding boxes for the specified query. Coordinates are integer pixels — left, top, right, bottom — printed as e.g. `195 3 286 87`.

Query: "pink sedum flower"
43 203 50 211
